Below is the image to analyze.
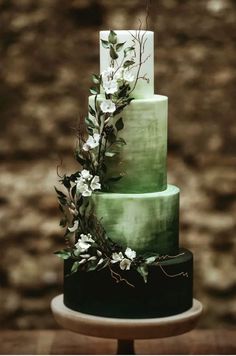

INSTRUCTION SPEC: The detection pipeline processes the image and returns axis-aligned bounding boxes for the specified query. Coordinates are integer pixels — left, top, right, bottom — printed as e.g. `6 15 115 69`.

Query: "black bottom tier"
64 248 193 318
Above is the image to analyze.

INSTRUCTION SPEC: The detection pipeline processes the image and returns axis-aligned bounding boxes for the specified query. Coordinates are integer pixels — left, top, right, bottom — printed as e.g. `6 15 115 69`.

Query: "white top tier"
99 30 154 99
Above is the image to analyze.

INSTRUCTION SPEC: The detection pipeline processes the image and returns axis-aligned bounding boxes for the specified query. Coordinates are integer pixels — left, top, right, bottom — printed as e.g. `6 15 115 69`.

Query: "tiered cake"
63 30 193 318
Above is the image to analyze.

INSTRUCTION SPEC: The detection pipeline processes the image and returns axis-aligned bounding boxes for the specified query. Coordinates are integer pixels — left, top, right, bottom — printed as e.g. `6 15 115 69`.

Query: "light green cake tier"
92 184 179 255
89 94 168 193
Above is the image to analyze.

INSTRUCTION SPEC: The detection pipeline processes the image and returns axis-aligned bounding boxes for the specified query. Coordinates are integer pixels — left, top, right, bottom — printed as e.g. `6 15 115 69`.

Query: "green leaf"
92 74 100 84
89 105 96 117
124 46 135 57
116 42 126 52
145 256 157 264
137 265 149 283
71 185 77 199
61 176 71 189
115 117 124 131
101 39 109 49
97 257 110 271
89 87 99 95
108 30 117 45
87 127 93 135
110 46 118 60
71 261 80 274
105 151 116 157
123 60 135 68
54 250 71 260
75 153 86 166
85 116 96 128
55 187 67 205
54 187 66 198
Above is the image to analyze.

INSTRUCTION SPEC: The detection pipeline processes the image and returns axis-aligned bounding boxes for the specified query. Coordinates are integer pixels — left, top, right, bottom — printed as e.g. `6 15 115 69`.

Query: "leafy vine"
55 30 187 285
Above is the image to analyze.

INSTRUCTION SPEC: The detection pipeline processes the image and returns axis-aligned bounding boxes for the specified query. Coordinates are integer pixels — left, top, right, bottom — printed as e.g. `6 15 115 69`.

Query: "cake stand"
51 294 203 354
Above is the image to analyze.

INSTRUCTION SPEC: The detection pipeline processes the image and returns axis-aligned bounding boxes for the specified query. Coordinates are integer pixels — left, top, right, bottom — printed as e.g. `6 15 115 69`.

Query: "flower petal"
68 220 79 232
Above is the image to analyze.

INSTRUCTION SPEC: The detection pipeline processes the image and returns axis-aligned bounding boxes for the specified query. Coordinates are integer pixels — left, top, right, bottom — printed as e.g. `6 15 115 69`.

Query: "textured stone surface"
0 0 235 329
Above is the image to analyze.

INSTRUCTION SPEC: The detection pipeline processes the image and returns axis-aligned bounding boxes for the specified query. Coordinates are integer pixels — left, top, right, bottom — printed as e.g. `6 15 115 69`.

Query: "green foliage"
88 105 96 117
54 187 67 205
145 256 157 264
92 74 101 84
109 46 118 60
115 117 124 131
123 60 135 68
116 42 126 52
137 265 149 283
89 87 99 95
108 30 117 45
54 28 166 287
101 39 109 49
124 46 135 57
71 261 80 274
54 249 71 260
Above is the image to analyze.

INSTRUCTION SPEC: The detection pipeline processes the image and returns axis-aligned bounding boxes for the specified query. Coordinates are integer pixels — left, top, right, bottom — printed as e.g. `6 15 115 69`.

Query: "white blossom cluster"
75 169 101 197
75 233 94 252
101 66 134 95
72 233 103 267
99 66 135 115
111 247 136 270
83 133 100 151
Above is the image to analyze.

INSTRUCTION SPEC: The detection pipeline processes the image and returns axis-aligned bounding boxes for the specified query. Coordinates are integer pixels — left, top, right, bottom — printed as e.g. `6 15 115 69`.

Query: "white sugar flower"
75 234 95 252
76 170 101 196
68 220 79 232
120 258 132 270
111 251 124 263
123 69 134 82
114 68 124 81
80 169 92 180
125 247 136 260
81 187 92 197
83 133 100 151
103 79 118 94
100 99 116 114
101 67 113 83
76 179 92 197
90 175 101 191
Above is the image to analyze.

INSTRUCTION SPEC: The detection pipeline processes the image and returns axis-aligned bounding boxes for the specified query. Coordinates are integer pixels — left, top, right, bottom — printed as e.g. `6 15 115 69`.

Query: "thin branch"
158 263 189 278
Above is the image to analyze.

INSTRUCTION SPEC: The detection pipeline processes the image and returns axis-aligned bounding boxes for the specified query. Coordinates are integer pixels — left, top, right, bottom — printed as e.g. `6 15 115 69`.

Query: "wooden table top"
0 329 236 354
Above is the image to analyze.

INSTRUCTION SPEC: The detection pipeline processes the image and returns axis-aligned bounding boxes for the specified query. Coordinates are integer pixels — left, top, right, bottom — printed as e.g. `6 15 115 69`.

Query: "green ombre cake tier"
89 94 168 193
92 184 179 255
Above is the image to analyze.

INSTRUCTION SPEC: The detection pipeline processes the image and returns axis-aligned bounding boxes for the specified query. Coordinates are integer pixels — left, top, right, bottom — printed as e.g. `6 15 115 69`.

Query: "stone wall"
0 0 235 329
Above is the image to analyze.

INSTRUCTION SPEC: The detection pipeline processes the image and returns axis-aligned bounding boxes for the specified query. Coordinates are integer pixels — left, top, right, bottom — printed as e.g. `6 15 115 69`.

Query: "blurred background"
0 0 235 330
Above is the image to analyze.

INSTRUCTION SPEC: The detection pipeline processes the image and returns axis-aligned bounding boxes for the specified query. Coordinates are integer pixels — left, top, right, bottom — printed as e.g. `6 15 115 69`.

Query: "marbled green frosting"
89 95 168 193
92 185 179 254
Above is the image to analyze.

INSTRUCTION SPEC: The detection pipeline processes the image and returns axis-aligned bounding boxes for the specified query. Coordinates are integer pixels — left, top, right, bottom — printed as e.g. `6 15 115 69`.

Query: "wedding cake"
55 30 193 318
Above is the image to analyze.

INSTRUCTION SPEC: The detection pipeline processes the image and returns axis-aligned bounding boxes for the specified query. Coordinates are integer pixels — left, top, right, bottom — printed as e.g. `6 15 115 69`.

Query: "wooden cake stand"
51 294 203 354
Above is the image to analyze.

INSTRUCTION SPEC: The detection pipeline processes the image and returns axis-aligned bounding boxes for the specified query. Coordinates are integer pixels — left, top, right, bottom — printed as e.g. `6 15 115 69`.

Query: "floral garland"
55 30 187 286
